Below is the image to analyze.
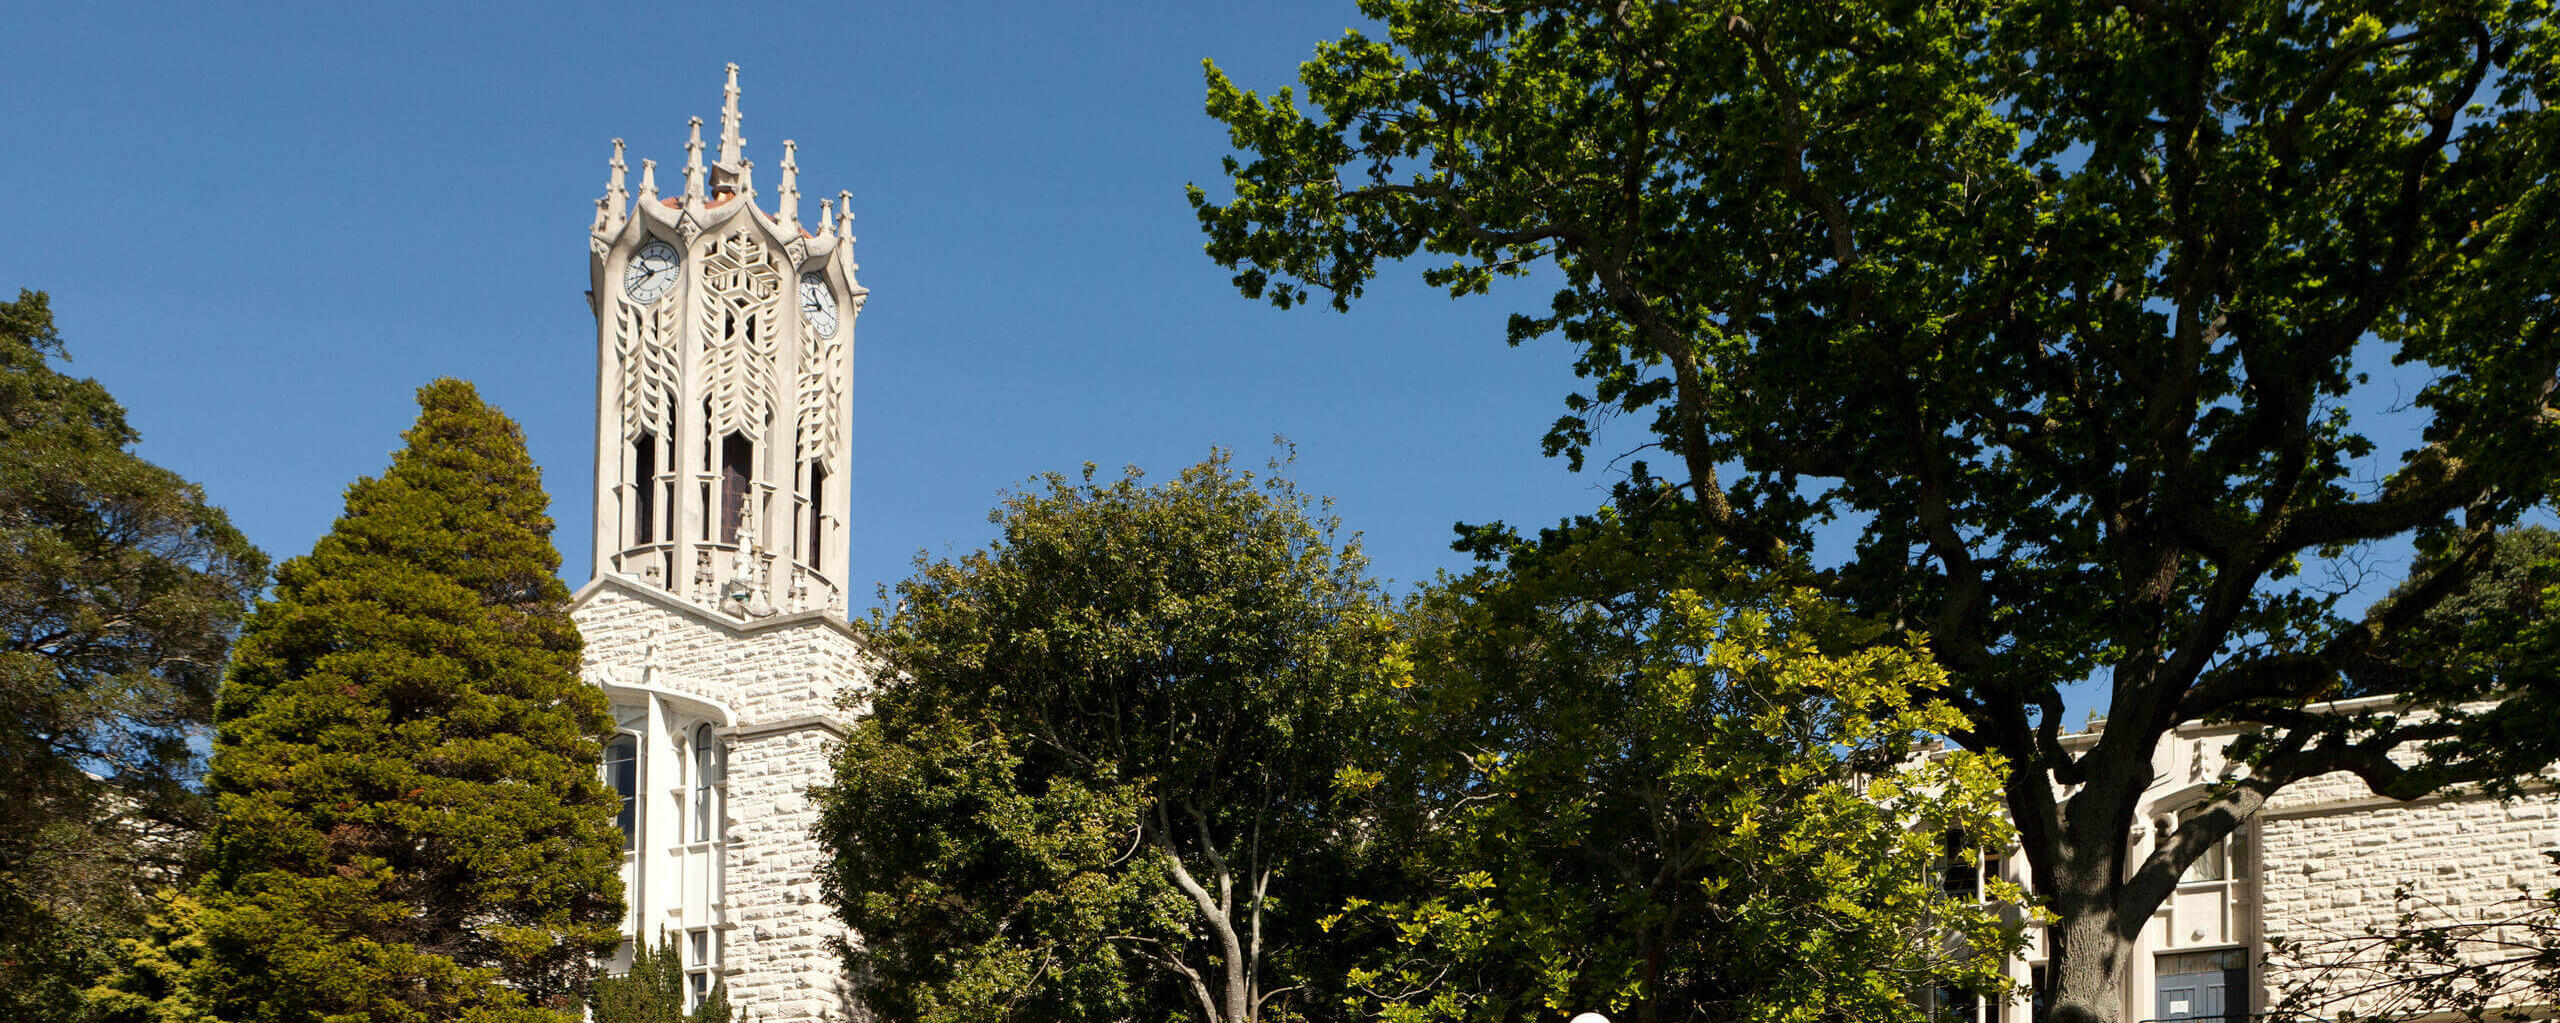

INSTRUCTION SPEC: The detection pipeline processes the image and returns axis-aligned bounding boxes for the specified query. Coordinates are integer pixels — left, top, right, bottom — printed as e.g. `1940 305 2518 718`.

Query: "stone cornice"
571 572 873 648
597 674 740 727
721 715 850 741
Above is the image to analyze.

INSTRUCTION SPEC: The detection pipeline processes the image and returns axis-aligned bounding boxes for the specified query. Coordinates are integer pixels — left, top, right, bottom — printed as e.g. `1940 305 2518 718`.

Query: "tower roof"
591 64 860 247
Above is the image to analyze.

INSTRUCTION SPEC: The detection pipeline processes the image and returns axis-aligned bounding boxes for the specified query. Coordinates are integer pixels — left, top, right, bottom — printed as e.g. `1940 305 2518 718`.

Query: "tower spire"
639 158 659 201
604 138 628 214
836 189 855 241
778 140 800 230
717 62 745 169
684 117 706 202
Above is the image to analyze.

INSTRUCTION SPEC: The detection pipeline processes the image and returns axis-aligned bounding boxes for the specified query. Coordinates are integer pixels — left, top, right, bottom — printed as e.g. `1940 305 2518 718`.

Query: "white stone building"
572 65 875 1022
1939 703 2558 1023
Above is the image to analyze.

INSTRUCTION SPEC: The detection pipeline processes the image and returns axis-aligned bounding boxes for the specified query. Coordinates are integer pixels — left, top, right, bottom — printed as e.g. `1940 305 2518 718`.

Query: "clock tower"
587 63 859 611
571 64 872 1022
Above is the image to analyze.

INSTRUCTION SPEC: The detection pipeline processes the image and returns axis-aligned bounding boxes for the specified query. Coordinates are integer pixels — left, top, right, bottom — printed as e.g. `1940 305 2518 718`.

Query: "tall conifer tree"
194 379 624 1023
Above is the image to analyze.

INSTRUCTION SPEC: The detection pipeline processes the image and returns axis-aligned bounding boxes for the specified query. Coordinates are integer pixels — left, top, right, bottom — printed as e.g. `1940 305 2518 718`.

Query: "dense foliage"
84 891 220 1023
818 454 1397 1023
590 940 730 1023
191 379 624 1023
1342 504 2022 1023
0 288 266 1020
2352 526 2560 699
1193 2 2560 1018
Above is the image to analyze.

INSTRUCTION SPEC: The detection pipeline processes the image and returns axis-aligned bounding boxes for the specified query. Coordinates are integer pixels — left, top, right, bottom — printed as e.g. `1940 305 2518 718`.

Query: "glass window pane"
604 736 638 850
693 724 718 842
2181 839 2226 883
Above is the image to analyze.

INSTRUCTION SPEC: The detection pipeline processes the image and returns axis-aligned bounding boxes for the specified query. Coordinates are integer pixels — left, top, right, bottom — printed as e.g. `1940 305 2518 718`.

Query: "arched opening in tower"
633 431 659 545
719 433 754 544
806 462 828 565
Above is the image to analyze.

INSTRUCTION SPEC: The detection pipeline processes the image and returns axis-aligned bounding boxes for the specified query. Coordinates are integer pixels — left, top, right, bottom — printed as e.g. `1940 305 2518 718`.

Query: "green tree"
817 453 1396 1023
84 891 221 1023
2352 526 2560 697
1341 502 2021 1023
0 288 266 1019
193 379 625 1023
590 940 730 1023
1192 3 2560 1020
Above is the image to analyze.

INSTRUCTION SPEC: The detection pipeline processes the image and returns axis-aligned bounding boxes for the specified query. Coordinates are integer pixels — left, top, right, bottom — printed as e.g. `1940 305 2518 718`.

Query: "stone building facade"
572 65 874 1022
1947 700 2557 1023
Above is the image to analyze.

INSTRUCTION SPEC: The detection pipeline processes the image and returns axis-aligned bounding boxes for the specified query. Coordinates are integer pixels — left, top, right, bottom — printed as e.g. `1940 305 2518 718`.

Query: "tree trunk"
2044 865 2133 1023
2022 742 2150 1023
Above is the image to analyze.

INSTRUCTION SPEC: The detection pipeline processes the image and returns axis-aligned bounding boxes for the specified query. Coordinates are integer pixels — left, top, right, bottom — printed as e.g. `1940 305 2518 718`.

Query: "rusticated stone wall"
576 578 876 1022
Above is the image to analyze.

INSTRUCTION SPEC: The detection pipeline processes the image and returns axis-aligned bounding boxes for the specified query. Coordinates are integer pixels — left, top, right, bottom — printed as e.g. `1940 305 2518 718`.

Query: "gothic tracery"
697 232 781 444
796 313 844 466
616 294 682 441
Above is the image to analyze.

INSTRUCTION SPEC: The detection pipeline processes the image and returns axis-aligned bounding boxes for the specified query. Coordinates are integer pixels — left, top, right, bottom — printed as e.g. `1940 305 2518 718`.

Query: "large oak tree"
1191 2 2560 1019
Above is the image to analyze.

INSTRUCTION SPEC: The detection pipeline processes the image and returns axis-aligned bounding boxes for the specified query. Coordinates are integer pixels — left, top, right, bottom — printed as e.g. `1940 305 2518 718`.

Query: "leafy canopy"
819 452 1396 1023
1341 505 2021 1023
0 287 264 1020
1194 2 2560 1016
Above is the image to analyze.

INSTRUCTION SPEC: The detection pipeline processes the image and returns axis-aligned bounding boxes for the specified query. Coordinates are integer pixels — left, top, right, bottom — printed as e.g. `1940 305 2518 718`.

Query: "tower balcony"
607 470 844 619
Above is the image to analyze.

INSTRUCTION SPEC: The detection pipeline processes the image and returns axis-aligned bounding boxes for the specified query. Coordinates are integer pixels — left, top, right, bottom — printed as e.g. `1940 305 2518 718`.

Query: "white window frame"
684 927 721 1010
691 722 724 843
603 732 640 853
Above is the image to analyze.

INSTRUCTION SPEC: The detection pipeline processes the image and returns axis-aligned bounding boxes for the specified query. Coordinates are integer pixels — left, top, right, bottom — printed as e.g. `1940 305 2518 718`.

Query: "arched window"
806 461 828 564
718 434 753 544
692 723 723 842
604 735 638 852
632 432 658 545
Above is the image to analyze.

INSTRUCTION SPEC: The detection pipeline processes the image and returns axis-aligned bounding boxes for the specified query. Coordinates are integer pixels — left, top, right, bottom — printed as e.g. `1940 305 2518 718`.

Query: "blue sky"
0 2 1641 609
2 2 2466 730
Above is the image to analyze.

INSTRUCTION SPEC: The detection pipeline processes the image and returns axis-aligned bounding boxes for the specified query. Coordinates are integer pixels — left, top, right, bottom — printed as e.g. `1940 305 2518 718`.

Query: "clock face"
799 273 839 338
623 240 681 303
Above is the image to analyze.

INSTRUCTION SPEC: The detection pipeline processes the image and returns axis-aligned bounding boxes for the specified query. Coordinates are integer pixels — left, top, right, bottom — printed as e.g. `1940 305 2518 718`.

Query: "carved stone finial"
717 62 745 169
719 500 778 619
638 158 659 200
605 138 629 214
817 197 834 234
736 158 755 199
836 189 855 240
777 140 800 229
684 117 707 202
